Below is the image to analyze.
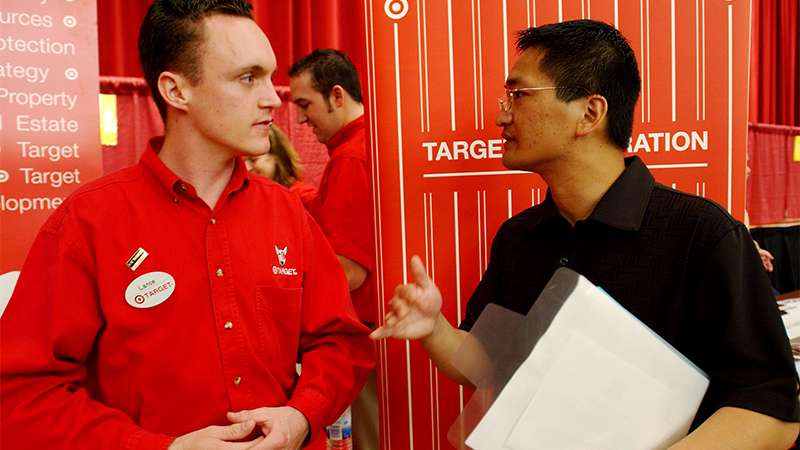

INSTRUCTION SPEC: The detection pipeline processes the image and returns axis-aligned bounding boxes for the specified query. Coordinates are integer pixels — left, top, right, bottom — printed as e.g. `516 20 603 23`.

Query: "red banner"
0 0 101 301
363 0 751 448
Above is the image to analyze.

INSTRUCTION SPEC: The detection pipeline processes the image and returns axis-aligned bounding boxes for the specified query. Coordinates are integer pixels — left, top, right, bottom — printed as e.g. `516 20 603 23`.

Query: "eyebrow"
504 76 523 88
234 64 273 77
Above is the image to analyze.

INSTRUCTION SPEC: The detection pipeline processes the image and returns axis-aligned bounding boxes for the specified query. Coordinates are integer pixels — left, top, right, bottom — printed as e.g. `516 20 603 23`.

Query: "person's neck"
341 102 364 128
158 124 237 209
542 144 626 226
326 104 364 148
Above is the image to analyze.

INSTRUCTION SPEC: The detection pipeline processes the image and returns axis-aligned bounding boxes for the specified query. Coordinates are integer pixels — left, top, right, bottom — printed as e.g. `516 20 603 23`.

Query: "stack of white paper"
450 269 709 450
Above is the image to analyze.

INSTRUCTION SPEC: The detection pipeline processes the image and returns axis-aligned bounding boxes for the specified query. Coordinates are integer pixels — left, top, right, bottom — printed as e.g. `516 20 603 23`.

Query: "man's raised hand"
371 255 442 341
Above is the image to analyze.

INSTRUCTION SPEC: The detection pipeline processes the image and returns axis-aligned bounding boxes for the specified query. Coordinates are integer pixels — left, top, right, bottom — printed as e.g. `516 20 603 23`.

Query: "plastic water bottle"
325 405 352 450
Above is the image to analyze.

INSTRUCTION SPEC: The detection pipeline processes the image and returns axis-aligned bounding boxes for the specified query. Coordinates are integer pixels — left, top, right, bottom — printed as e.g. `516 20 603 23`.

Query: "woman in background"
246 124 318 209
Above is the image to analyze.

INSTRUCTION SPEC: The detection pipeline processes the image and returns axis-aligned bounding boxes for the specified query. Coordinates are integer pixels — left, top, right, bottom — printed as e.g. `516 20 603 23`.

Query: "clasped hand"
167 406 309 450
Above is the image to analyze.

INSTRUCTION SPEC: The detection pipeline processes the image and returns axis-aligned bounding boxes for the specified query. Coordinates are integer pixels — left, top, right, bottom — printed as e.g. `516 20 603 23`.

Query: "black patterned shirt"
460 156 799 428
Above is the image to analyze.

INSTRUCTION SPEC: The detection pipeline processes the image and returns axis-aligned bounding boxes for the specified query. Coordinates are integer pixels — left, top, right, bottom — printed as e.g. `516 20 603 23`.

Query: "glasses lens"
500 89 511 111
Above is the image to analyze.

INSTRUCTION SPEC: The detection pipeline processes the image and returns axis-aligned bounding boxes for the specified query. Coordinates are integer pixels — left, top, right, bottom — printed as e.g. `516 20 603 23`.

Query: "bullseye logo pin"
125 272 175 309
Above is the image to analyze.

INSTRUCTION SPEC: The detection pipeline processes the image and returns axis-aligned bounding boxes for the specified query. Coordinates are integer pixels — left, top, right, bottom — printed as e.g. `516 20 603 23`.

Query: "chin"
501 154 521 171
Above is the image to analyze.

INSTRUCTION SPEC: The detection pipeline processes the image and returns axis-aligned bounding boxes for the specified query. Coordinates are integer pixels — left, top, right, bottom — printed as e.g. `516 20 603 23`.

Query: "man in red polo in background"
289 49 377 450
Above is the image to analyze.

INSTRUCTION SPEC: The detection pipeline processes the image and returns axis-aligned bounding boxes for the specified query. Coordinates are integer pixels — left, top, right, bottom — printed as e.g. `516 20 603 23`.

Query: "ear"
157 71 190 114
330 85 346 108
575 94 608 138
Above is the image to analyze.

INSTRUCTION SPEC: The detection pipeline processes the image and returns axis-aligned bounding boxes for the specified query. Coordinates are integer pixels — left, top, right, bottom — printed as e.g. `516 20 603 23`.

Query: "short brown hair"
138 0 254 121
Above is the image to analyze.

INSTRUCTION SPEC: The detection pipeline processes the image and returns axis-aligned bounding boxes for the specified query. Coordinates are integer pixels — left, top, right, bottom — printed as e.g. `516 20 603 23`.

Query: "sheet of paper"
505 331 673 450
779 296 800 340
782 308 800 340
464 272 709 450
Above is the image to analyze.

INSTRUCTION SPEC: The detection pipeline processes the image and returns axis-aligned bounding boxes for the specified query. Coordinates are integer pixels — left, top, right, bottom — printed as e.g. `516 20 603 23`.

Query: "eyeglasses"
498 86 591 111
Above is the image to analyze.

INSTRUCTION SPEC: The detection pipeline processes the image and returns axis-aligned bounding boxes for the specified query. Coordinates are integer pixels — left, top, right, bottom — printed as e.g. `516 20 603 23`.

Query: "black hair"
515 20 640 150
287 49 363 104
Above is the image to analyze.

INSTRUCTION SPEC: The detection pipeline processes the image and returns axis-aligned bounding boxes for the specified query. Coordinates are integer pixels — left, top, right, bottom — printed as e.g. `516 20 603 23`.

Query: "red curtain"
747 0 800 226
97 0 366 86
749 0 800 127
99 77 163 175
746 123 800 225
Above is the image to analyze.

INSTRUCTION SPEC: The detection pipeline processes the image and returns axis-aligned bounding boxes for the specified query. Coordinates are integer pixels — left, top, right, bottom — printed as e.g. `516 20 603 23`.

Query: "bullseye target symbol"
384 0 408 19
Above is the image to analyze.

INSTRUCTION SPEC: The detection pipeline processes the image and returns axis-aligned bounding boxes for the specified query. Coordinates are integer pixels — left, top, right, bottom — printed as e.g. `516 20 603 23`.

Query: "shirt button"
559 258 569 266
216 269 224 277
224 322 233 330
180 183 188 191
210 218 216 225
173 198 179 203
234 377 242 385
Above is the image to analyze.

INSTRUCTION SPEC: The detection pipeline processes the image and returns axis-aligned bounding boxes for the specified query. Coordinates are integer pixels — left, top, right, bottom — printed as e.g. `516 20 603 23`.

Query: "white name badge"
125 271 176 309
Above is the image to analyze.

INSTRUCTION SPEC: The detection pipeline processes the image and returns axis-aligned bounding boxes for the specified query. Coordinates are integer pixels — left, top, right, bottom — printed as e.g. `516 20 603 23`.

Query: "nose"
260 79 282 110
296 109 307 124
495 108 512 127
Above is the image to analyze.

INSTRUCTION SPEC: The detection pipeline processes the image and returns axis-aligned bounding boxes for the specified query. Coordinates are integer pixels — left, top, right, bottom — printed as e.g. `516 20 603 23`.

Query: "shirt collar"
533 156 654 231
325 115 365 155
528 191 562 228
140 137 181 193
139 137 250 202
587 155 654 231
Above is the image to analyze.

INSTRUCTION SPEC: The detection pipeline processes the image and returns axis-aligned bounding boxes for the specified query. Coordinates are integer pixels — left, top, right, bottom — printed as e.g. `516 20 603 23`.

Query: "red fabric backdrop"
99 77 163 174
746 123 800 224
746 0 800 225
97 0 366 87
748 0 799 127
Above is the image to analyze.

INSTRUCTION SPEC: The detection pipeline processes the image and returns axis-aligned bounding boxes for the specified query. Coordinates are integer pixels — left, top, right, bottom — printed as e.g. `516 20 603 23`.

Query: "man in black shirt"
372 19 800 448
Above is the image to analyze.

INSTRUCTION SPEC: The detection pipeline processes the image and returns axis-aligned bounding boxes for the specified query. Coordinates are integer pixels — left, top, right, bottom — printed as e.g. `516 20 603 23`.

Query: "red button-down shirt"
309 116 375 323
0 138 373 449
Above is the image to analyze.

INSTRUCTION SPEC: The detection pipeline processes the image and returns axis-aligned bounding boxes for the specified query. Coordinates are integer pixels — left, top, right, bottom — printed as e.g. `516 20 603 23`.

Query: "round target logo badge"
125 272 176 309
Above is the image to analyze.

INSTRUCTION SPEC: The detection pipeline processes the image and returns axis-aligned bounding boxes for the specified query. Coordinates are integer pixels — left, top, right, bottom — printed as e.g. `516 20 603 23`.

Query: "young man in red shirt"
0 2 373 449
289 50 377 450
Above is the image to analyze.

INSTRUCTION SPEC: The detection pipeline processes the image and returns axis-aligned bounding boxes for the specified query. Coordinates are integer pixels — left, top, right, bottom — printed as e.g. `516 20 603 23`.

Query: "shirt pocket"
255 286 303 372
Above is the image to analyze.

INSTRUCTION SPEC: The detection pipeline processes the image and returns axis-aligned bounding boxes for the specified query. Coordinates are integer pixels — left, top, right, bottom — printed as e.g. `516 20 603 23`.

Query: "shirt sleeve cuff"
286 388 332 444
